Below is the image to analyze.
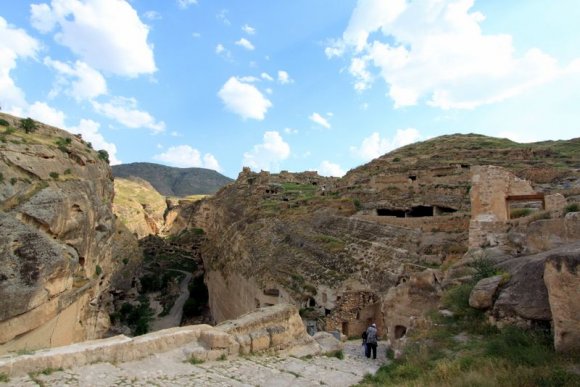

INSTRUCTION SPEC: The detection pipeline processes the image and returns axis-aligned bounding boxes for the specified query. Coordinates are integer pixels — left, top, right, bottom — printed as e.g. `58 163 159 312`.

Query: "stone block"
469 275 503 309
250 329 271 352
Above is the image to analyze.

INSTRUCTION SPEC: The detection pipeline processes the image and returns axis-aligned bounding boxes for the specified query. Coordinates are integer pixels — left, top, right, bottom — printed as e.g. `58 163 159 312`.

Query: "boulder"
313 331 343 353
469 275 503 310
544 253 580 353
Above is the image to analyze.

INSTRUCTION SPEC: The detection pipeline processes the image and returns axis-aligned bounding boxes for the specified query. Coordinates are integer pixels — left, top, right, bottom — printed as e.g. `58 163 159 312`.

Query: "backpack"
366 327 377 344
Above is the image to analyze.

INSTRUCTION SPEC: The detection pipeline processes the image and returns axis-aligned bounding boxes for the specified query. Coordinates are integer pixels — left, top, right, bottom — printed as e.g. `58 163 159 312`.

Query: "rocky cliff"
167 134 580 340
0 113 131 354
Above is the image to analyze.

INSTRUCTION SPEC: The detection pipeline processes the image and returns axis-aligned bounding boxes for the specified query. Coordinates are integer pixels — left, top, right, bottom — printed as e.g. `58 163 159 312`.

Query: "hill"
112 162 233 196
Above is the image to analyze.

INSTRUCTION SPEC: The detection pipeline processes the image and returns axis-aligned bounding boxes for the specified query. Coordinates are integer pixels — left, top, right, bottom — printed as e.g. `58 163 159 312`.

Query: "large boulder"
544 253 580 353
469 275 503 310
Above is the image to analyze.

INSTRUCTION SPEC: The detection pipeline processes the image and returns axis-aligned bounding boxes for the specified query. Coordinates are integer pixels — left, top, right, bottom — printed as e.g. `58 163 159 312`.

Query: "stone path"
4 341 389 386
151 271 193 332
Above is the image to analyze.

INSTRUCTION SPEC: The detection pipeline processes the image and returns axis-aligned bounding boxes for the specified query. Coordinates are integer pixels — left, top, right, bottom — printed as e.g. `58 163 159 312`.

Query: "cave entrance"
394 325 407 339
434 205 458 216
407 205 434 217
377 208 405 217
506 194 545 219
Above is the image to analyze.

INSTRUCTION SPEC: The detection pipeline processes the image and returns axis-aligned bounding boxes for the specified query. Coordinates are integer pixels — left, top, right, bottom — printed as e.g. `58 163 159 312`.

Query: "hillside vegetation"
112 162 232 196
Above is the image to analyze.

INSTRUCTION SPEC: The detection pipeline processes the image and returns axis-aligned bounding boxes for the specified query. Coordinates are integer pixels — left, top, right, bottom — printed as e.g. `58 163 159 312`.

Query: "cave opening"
377 208 406 217
394 325 407 339
434 205 458 215
407 205 434 217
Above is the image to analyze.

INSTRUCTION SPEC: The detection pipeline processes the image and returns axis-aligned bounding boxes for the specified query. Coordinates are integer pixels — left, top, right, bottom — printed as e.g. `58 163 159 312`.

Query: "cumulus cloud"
92 97 165 133
284 127 298 134
242 24 256 35
277 70 293 84
26 101 66 128
0 16 40 110
44 58 107 101
318 161 345 177
350 128 421 161
177 0 197 9
328 0 570 109
218 77 272 120
235 38 255 51
30 0 156 77
143 11 162 21
242 131 290 172
309 112 331 129
154 145 221 170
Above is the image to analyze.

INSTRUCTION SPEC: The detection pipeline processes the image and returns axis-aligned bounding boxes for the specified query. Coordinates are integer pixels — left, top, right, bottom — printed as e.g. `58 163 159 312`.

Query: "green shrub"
470 257 500 282
0 118 10 127
49 172 59 179
192 227 205 235
97 149 110 163
19 117 37 133
64 168 72 175
0 173 4 184
10 177 17 185
122 258 129 265
325 350 344 360
353 198 362 210
55 137 72 152
218 354 227 361
188 356 204 365
0 372 8 382
4 127 15 135
565 203 579 214
95 264 103 276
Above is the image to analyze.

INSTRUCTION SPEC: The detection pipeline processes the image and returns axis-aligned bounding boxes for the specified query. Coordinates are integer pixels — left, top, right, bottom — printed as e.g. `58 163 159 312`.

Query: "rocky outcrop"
0 113 122 354
0 304 320 377
469 275 504 310
544 252 580 353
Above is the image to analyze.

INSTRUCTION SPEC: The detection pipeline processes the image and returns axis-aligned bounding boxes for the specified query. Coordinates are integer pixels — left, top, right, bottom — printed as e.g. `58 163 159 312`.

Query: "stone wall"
325 291 380 338
0 304 320 377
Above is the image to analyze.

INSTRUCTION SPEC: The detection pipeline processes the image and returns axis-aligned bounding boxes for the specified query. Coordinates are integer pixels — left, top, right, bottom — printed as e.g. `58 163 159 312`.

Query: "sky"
1 0 579 179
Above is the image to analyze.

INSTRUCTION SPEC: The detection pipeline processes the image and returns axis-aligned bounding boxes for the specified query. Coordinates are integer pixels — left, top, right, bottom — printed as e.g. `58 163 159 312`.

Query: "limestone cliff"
0 113 124 354
166 134 579 340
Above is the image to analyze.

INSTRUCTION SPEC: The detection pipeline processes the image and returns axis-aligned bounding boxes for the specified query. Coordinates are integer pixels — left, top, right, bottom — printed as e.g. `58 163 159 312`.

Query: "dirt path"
150 270 193 332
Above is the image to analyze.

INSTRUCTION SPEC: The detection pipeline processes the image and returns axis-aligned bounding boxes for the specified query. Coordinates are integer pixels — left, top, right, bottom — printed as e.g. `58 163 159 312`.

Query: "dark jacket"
365 326 378 344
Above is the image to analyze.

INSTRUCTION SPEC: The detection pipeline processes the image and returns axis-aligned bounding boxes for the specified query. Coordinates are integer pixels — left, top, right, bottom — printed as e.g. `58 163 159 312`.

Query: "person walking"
365 323 378 359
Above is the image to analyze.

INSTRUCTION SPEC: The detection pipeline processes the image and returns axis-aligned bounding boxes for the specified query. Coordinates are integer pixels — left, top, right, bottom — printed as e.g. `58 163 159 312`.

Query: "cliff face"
167 134 579 336
0 113 120 354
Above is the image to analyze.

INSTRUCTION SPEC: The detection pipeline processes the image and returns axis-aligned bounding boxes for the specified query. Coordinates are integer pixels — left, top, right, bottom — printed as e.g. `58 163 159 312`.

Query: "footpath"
4 340 388 386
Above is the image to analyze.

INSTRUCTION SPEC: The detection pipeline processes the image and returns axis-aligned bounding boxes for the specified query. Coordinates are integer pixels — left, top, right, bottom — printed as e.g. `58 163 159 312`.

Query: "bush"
64 168 72 175
49 172 59 179
19 117 37 133
10 177 17 185
97 149 110 163
353 198 362 210
470 257 500 282
484 326 553 366
0 372 8 382
0 118 10 127
95 264 103 276
188 356 204 365
55 137 72 152
565 203 579 214
0 173 3 184
510 208 533 218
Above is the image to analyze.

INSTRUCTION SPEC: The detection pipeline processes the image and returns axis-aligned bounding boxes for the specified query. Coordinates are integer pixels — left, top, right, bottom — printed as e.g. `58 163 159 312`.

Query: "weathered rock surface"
469 275 504 310
544 252 580 353
0 113 125 354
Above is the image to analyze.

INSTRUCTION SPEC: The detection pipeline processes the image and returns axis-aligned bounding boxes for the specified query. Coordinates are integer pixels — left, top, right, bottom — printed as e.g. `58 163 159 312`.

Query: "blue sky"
1 0 579 178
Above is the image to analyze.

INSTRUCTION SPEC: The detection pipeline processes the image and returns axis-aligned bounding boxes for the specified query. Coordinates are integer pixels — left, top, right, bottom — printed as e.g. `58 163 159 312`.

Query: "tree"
19 118 37 133
97 149 110 163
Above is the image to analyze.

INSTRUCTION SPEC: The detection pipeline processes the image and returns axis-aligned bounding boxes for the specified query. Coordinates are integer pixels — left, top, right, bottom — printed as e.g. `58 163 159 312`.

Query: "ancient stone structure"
0 304 323 377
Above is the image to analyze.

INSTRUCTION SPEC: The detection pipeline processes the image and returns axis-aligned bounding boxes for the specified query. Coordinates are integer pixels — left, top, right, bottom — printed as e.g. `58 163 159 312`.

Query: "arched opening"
407 206 433 217
377 208 405 217
394 325 407 339
342 321 349 336
308 297 316 307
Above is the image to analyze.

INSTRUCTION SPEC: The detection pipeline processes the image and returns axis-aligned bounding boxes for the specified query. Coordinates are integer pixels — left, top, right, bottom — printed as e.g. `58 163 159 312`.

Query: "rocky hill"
112 162 233 196
166 133 580 342
0 113 141 354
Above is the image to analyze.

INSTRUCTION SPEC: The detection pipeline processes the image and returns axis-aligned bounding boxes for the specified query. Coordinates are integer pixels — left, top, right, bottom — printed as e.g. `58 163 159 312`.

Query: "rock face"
0 113 122 354
544 252 580 353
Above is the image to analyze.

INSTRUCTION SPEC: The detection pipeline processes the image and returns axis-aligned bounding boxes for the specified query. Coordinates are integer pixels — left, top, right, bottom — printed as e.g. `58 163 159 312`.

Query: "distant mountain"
112 162 233 196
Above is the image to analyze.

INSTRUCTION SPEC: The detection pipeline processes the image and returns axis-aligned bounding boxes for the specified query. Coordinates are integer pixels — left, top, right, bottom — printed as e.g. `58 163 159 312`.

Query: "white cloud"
143 11 161 20
27 101 66 128
235 38 255 51
350 128 421 161
242 131 290 172
69 119 120 165
0 16 40 110
277 70 293 84
44 58 107 101
177 0 197 9
238 76 259 83
242 24 256 35
215 43 231 59
218 77 272 120
309 112 331 129
329 0 569 109
318 161 345 177
216 10 230 26
192 32 201 38
496 130 538 144
31 0 156 77
261 72 274 81
92 97 165 133
284 127 298 134
154 145 221 171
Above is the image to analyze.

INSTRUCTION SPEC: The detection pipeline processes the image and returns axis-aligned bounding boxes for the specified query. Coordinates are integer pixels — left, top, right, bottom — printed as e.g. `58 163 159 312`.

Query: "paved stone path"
4 341 389 386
